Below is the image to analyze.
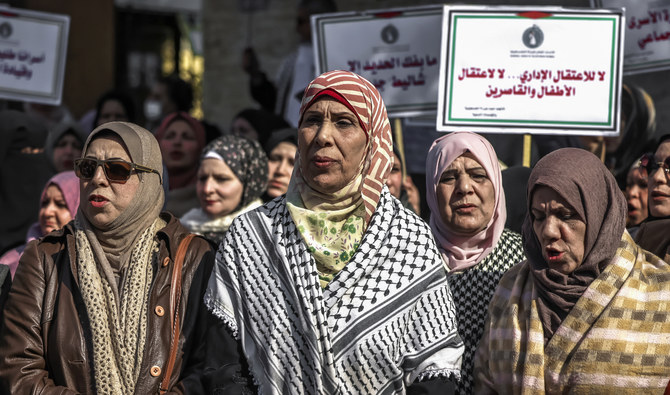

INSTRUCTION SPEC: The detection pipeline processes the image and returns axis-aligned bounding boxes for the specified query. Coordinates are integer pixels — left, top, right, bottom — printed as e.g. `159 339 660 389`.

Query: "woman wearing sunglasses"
635 135 670 262
0 122 244 393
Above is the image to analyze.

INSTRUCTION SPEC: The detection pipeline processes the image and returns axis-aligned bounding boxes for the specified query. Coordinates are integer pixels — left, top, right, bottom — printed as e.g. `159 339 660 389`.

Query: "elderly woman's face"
159 120 200 173
625 166 648 227
298 97 367 194
531 186 586 274
649 141 670 217
196 158 244 218
80 136 140 228
436 152 495 235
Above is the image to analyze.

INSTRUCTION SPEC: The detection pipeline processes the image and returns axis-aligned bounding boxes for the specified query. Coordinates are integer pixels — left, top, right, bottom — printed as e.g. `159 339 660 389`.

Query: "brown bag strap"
159 233 196 395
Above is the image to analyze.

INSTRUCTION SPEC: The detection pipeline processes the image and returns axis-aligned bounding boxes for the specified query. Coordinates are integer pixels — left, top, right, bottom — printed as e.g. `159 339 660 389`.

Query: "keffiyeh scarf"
205 189 464 394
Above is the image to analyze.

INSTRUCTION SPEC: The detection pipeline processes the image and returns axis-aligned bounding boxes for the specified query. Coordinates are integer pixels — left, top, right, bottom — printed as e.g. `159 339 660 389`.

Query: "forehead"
44 184 64 197
656 140 670 159
306 97 353 114
445 152 483 169
167 119 195 133
531 185 570 208
86 135 130 160
199 157 234 175
272 141 297 155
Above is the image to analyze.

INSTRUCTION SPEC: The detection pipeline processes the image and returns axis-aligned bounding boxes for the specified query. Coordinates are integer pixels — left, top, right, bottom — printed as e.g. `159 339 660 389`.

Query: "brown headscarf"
522 148 626 342
76 122 164 283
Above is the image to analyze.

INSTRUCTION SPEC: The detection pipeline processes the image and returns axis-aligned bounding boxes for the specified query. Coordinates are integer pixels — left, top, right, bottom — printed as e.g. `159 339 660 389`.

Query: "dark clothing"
0 213 245 394
635 218 670 262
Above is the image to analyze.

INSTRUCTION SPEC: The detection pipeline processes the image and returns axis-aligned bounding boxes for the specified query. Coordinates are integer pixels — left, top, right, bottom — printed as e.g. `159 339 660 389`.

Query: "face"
435 153 495 235
148 82 175 116
197 158 244 218
386 152 402 198
531 186 587 275
39 184 72 234
299 98 367 194
231 117 258 141
649 141 670 217
296 6 312 43
266 141 297 198
625 167 648 226
52 132 82 172
97 99 128 126
158 120 200 172
80 136 140 228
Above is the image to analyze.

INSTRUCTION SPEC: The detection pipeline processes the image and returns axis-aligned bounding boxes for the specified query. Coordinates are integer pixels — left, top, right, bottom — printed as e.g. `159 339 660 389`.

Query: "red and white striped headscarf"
292 70 393 224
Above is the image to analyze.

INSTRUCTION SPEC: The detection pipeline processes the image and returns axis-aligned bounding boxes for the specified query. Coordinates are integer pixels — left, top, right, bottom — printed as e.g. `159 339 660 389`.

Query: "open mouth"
89 195 108 208
545 248 564 261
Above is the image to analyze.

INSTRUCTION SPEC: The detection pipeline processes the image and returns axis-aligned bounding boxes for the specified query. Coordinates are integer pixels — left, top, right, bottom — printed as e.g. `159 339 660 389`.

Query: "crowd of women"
0 68 669 394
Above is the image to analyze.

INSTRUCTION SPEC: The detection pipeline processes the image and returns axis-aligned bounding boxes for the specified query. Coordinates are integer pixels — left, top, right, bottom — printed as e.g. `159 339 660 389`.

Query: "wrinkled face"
52 132 82 172
386 152 402 198
197 158 244 218
80 136 140 228
266 141 296 198
298 97 367 194
649 141 670 217
625 167 648 227
39 184 72 234
97 99 128 126
531 186 587 275
435 152 495 235
231 117 258 141
158 120 200 172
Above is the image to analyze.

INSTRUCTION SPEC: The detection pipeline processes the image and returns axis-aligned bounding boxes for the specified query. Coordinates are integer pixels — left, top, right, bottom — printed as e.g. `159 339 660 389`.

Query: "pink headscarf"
425 132 506 272
26 170 81 241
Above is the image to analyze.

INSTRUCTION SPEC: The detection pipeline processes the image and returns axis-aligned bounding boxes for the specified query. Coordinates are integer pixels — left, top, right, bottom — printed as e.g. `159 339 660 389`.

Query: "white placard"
594 0 670 74
437 6 624 136
312 6 443 117
0 8 69 105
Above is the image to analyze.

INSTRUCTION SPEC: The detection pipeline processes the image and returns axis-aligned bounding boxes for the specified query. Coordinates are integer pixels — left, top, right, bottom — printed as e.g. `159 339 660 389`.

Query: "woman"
155 111 207 217
425 131 525 394
205 70 464 393
181 135 267 245
0 122 219 394
624 155 649 230
93 89 136 127
0 171 80 278
262 127 298 201
45 121 87 173
474 148 670 393
388 144 421 214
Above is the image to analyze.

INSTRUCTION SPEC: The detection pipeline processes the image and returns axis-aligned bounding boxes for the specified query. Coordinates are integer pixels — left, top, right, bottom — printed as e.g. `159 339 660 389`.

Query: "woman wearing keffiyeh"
204 70 464 394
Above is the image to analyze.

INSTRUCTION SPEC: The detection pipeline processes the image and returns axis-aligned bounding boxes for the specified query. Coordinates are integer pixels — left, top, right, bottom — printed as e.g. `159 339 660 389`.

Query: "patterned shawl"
205 189 464 394
286 70 393 287
474 231 670 394
425 132 506 272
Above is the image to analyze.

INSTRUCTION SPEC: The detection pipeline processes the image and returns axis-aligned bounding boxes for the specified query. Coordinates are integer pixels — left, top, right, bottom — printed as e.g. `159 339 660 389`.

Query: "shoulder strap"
159 233 196 394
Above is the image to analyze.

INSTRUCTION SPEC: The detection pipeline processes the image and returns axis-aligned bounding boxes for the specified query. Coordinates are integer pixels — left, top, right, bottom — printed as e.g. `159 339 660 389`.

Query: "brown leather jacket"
0 213 214 394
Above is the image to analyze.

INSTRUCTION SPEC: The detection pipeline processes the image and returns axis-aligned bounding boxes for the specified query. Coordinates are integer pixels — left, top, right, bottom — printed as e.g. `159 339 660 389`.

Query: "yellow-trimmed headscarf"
286 70 393 287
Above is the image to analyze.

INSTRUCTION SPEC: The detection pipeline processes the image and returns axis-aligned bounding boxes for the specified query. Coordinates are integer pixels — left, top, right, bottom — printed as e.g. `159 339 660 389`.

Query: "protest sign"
594 0 670 74
312 5 443 117
437 6 624 136
0 8 69 105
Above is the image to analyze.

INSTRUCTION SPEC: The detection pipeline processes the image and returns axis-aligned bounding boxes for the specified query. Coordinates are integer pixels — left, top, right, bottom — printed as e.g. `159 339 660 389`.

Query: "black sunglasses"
639 153 670 178
74 158 161 184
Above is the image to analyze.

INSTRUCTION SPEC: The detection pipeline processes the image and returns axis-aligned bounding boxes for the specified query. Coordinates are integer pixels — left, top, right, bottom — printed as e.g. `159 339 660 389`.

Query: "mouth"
204 199 218 206
453 203 476 213
170 151 185 160
311 155 336 169
269 180 287 189
89 194 109 208
545 247 564 262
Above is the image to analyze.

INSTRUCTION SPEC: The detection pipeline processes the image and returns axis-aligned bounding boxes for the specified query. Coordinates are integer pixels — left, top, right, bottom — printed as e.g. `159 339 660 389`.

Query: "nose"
91 164 109 186
276 159 291 176
203 178 215 195
627 184 641 199
454 174 473 195
313 122 335 147
651 164 667 185
540 216 560 241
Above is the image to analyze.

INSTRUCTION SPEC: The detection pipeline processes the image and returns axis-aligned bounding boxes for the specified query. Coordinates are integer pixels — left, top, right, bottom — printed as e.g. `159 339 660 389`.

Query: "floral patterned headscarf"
286 70 394 287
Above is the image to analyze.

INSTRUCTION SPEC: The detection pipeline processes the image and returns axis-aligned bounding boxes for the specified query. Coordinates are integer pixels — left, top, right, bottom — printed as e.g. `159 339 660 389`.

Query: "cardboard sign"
594 0 670 74
437 6 624 136
0 8 69 105
312 5 443 117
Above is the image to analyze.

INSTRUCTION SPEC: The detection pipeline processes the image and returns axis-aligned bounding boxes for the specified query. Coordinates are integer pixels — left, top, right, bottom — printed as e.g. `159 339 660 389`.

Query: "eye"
302 115 322 126
215 176 231 183
336 118 355 128
440 174 456 184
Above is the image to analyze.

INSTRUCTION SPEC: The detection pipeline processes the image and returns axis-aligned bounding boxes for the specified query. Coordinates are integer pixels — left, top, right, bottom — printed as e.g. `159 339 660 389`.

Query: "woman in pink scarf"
425 131 525 394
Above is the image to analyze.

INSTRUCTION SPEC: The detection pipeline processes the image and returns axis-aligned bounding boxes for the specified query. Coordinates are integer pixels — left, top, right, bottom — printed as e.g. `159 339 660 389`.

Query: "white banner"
594 0 670 74
437 6 624 136
312 6 443 117
0 8 69 105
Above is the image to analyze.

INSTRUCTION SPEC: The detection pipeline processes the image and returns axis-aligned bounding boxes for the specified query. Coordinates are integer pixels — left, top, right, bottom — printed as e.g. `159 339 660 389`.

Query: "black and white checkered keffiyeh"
205 188 464 394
